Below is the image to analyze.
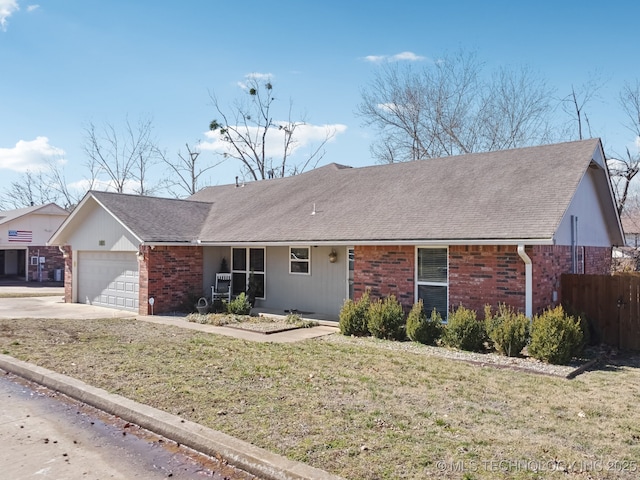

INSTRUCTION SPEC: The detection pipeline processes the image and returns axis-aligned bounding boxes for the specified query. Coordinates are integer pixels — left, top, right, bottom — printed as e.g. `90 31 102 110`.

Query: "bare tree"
208 76 334 181
357 50 557 163
161 143 223 197
609 81 640 215
83 116 163 194
561 74 606 140
0 170 58 210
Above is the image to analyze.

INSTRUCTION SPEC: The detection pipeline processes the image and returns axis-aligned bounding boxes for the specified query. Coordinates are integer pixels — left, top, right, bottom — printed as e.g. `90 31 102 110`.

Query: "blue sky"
1 0 639 200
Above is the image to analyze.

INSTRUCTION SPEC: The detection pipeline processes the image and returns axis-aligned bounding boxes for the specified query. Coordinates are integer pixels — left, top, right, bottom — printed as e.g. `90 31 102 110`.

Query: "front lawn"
1 317 639 479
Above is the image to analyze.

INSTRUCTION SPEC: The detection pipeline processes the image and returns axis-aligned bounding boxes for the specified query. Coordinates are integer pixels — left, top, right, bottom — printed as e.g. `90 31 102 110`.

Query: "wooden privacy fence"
561 274 640 351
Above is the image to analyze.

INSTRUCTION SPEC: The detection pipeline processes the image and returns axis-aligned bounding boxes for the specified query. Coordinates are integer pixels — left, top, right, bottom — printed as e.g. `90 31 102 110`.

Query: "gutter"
192 238 556 248
517 245 533 317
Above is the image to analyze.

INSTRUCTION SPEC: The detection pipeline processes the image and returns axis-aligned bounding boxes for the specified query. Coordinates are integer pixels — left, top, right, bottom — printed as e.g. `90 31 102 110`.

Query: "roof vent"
311 203 316 215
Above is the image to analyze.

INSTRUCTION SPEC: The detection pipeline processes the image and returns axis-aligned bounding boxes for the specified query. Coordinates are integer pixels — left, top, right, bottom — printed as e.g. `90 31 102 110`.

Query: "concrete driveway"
0 285 137 320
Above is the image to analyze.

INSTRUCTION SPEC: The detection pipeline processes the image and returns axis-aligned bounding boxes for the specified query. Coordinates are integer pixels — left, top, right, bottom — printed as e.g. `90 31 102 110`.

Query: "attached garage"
77 251 139 311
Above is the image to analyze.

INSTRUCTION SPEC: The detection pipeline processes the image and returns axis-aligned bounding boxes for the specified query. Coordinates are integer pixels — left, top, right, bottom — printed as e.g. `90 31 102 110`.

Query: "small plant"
529 305 583 364
339 290 371 336
443 305 487 352
180 290 203 313
406 300 443 345
367 294 405 340
285 313 318 328
227 292 252 315
484 304 529 357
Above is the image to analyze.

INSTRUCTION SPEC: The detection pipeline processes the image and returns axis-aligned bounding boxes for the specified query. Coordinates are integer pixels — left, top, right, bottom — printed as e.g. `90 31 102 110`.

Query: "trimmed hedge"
484 304 529 357
339 290 371 336
528 306 583 364
406 300 443 345
443 305 487 352
368 295 405 340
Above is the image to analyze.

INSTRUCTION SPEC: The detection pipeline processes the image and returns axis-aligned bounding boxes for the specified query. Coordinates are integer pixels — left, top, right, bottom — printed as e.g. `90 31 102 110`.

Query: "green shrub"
406 300 443 345
227 292 252 315
367 295 405 340
529 305 583 364
339 290 371 336
484 304 530 357
443 305 486 352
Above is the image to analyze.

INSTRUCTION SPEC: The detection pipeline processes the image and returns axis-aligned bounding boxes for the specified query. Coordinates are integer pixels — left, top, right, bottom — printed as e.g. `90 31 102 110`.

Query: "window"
417 247 448 319
290 247 310 274
232 247 265 298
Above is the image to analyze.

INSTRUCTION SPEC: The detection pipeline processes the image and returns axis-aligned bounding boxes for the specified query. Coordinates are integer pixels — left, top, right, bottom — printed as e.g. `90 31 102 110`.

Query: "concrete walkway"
0 285 339 342
0 286 344 479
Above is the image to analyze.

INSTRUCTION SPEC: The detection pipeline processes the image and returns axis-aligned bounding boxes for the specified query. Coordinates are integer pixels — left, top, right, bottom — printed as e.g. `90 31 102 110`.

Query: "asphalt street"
0 371 257 479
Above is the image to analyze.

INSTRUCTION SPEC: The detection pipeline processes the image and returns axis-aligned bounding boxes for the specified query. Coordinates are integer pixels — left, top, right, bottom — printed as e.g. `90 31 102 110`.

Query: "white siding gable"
555 167 614 247
66 199 138 251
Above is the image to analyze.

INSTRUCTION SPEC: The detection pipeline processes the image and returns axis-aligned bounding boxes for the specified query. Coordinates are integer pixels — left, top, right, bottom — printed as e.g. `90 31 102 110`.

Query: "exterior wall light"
329 249 338 263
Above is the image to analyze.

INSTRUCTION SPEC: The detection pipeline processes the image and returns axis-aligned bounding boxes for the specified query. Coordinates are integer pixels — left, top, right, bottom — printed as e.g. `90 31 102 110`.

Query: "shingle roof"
190 138 605 243
0 203 67 225
64 139 615 245
90 191 212 242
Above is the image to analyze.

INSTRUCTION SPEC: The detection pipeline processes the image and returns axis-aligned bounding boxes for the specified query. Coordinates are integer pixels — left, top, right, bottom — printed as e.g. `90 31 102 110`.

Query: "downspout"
517 245 533 318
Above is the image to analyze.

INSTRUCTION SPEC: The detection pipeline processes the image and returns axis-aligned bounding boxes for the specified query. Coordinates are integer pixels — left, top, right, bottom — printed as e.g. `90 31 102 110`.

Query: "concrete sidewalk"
0 287 339 343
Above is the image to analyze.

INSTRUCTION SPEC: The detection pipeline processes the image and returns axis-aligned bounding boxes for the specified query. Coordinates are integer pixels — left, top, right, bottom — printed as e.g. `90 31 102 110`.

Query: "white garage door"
77 251 139 311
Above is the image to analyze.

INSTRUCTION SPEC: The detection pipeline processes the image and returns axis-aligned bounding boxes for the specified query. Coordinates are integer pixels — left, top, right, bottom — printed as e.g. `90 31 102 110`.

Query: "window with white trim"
416 247 448 319
232 247 265 298
290 247 310 275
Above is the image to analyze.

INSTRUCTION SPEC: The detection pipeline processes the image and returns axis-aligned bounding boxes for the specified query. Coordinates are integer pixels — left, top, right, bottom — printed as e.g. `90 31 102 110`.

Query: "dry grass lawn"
1 317 639 480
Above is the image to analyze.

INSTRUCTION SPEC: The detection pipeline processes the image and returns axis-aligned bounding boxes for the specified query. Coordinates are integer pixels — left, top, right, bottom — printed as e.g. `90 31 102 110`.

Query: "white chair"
212 273 232 303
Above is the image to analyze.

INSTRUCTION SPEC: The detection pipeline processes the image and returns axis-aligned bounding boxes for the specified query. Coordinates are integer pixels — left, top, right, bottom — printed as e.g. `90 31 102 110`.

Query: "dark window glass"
418 284 448 319
233 248 246 271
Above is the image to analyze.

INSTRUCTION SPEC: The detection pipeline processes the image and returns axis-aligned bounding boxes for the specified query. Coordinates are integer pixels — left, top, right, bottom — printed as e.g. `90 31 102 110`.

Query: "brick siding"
354 244 612 319
353 245 415 312
63 246 72 303
26 245 65 282
138 245 203 315
449 245 526 315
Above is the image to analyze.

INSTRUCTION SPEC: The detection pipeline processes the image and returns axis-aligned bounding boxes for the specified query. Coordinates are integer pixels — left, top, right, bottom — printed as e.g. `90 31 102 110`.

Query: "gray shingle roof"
90 191 212 242
73 139 615 245
190 139 604 243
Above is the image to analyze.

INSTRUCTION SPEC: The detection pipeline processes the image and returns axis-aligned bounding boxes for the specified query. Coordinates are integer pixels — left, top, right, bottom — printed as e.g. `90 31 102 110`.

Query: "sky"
1 0 640 202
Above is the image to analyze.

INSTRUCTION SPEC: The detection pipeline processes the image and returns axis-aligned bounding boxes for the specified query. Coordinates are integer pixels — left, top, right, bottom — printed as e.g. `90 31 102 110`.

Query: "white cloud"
0 137 66 172
363 51 426 63
27 4 39 12
391 51 425 62
200 122 347 160
364 55 386 63
0 0 18 31
237 72 273 90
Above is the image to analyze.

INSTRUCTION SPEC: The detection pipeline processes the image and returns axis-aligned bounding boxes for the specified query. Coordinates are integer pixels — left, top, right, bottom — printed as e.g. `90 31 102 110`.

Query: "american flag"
8 230 32 242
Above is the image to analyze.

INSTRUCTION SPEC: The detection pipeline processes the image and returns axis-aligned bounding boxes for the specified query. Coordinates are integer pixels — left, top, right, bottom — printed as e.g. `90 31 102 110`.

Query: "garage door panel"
78 251 139 311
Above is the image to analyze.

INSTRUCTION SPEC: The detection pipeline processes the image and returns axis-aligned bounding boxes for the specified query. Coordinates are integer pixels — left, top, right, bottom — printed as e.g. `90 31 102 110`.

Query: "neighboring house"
621 208 640 248
613 208 640 271
48 139 623 319
0 203 69 282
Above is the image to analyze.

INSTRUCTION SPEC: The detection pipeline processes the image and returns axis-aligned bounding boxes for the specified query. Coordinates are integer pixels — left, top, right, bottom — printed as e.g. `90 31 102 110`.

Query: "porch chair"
212 272 232 303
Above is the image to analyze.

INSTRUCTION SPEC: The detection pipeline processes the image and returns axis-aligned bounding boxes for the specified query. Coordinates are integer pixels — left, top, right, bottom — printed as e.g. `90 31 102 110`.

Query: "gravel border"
318 334 582 378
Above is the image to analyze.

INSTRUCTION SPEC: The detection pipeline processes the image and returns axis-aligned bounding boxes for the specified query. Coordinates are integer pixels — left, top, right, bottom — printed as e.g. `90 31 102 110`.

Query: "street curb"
0 354 344 480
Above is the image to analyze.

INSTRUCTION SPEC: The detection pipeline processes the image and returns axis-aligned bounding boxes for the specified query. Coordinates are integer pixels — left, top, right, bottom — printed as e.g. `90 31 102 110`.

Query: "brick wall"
63 246 72 303
529 245 571 313
354 244 610 319
26 245 65 282
449 245 526 315
584 246 612 274
353 245 414 312
138 245 203 315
